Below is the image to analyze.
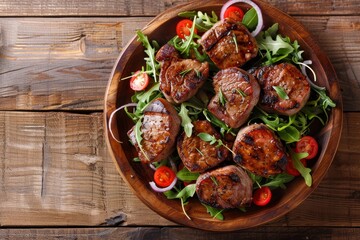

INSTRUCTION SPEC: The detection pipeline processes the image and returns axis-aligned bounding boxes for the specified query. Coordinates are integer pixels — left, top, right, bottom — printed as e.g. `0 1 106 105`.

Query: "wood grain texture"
0 227 360 240
0 0 358 16
0 112 358 227
0 16 359 111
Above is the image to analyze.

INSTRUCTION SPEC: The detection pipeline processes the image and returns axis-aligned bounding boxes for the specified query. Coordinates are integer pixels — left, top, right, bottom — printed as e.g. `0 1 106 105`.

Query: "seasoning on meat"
127 98 181 163
177 120 230 173
207 67 260 129
250 63 311 116
198 18 258 69
196 165 253 209
232 123 288 177
156 43 209 104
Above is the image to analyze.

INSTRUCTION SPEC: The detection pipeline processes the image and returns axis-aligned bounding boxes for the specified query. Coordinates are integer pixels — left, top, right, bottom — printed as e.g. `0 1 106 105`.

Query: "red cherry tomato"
129 71 149 91
154 166 176 188
286 157 307 176
176 19 197 39
223 6 244 22
296 136 319 160
253 186 272 206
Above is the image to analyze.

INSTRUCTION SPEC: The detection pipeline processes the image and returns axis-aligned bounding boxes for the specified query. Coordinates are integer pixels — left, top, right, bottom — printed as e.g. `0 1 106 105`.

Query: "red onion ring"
298 60 325 90
149 177 178 192
108 103 138 143
220 0 263 37
149 163 157 171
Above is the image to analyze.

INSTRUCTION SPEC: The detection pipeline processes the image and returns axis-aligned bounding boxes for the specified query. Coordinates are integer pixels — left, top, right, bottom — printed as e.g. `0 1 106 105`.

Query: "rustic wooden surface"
0 0 359 238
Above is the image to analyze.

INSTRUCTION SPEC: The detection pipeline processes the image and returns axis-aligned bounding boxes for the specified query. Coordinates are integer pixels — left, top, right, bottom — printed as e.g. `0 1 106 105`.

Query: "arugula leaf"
256 23 304 65
197 132 235 155
134 118 149 162
127 83 161 121
290 150 312 187
242 8 258 31
277 126 301 143
164 184 196 220
262 173 294 189
176 183 196 200
203 109 235 136
198 132 216 144
178 103 194 137
136 31 160 82
176 167 200 182
202 204 224 220
178 10 218 32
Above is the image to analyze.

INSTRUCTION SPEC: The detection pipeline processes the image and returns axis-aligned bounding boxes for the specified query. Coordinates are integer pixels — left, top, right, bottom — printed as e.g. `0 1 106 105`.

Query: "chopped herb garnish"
180 68 193 78
219 88 227 106
236 88 247 97
232 33 239 53
273 86 289 100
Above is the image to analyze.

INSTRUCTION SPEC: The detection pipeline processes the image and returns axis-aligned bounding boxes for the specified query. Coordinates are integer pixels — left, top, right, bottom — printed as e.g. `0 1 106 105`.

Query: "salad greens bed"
119 5 336 220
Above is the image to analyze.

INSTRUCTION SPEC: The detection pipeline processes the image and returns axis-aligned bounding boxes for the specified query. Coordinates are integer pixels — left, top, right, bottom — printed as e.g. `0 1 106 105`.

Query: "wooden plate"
104 0 343 231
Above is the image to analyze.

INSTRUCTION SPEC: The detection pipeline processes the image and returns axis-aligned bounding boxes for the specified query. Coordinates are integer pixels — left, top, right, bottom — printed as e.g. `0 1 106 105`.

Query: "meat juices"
196 165 253 209
198 18 258 69
127 98 181 163
177 121 229 173
251 63 311 116
207 67 260 129
156 44 209 104
232 123 288 177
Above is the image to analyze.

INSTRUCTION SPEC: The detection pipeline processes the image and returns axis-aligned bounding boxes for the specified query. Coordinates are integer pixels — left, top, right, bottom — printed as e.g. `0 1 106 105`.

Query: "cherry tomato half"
286 157 307 176
129 71 149 91
296 136 319 160
176 19 197 39
253 186 272 206
223 6 244 22
154 166 176 188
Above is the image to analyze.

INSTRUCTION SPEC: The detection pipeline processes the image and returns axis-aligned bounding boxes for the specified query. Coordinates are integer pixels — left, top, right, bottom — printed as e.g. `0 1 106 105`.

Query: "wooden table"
0 0 359 239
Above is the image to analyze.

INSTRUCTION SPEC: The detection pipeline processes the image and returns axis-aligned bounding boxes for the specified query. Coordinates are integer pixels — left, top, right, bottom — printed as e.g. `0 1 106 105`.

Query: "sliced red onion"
298 60 325 90
220 0 263 37
149 177 178 192
108 103 138 143
149 163 157 171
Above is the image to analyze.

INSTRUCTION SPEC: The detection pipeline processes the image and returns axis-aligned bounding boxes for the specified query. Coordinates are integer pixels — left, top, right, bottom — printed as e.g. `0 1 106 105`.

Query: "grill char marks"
127 98 181 163
250 63 311 116
177 120 229 173
156 44 209 104
207 67 260 129
198 18 258 69
232 123 288 177
196 165 253 209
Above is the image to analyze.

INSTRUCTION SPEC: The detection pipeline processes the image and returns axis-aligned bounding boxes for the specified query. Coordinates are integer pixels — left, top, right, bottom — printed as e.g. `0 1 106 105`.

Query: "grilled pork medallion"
250 63 311 116
155 44 209 104
127 98 181 163
177 120 229 173
232 123 288 177
207 67 260 129
196 165 253 209
198 18 258 69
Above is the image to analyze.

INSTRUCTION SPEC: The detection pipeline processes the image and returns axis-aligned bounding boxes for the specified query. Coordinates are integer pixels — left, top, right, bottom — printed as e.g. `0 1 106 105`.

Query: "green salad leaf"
178 103 194 137
202 204 224 220
242 8 258 31
256 23 304 65
136 30 161 82
178 10 218 32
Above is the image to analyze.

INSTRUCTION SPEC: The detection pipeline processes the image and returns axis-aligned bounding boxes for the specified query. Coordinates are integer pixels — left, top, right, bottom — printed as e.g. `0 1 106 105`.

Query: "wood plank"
0 16 359 111
0 111 359 227
0 111 171 226
0 227 360 239
0 0 358 17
